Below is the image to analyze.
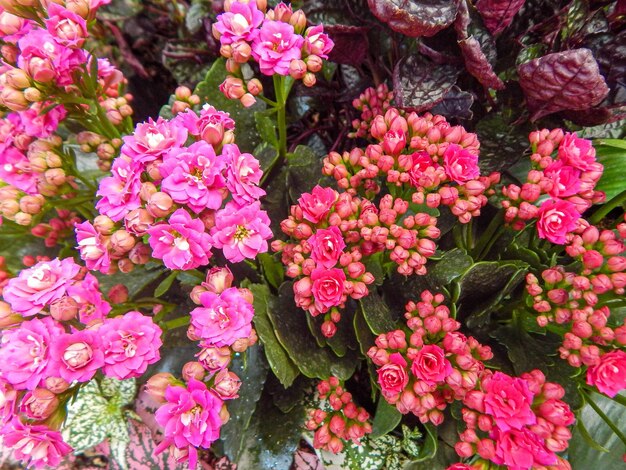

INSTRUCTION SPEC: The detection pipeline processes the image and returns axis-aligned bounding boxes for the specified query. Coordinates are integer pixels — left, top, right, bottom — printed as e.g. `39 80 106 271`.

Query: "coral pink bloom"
3 257 80 316
74 221 111 274
443 144 479 184
378 352 409 398
44 3 88 48
544 160 582 198
14 102 66 139
214 0 264 45
96 156 143 222
298 185 337 224
48 329 104 383
586 350 626 397
223 144 265 204
252 20 304 76
492 428 556 470
160 141 226 213
211 201 272 263
558 133 596 171
99 311 163 380
304 25 334 59
1 418 72 469
148 209 212 270
411 344 453 385
0 147 37 194
122 117 187 163
308 226 346 269
483 372 536 431
155 379 224 470
190 288 254 347
536 199 580 245
310 267 346 313
67 273 112 324
0 317 64 390
174 105 235 144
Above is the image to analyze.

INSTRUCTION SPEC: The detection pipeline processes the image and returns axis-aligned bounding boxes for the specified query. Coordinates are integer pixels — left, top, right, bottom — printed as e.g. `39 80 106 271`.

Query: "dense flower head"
44 3 88 48
122 117 187 163
98 311 163 380
536 199 580 245
491 428 557 470
223 143 266 204
251 20 304 75
174 104 235 145
213 0 264 45
67 272 112 324
74 220 111 274
586 350 626 397
95 156 143 222
483 372 536 431
48 329 104 383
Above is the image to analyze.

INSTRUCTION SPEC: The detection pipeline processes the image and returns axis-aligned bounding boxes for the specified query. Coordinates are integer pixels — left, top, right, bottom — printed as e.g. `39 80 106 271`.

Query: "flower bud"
144 372 176 403
240 93 256 108
302 72 317 87
197 346 231 372
147 192 174 218
213 370 242 399
20 388 59 420
107 284 129 304
247 78 263 96
49 296 79 321
182 361 206 381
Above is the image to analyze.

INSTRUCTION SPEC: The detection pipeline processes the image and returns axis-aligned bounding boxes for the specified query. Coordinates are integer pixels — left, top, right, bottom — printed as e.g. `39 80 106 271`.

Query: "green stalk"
273 75 288 160
162 316 190 331
589 189 626 225
471 209 505 260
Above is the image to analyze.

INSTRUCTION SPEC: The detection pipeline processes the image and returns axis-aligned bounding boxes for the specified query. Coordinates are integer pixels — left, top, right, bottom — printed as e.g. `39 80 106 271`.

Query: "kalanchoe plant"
0 0 625 469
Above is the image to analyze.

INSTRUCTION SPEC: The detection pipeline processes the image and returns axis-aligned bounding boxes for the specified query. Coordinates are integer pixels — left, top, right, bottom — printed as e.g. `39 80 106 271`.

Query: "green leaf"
575 417 610 453
401 424 423 459
255 112 279 148
249 283 299 387
570 392 626 468
96 264 163 299
154 271 178 298
194 58 266 152
100 377 137 405
359 291 399 335
220 344 270 461
185 0 210 34
371 398 402 439
257 253 284 290
287 145 322 202
595 140 626 201
428 248 473 285
413 423 438 462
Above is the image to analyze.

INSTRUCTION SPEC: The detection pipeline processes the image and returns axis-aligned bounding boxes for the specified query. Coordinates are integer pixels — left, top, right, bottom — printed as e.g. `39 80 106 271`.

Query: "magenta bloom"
48 329 104 383
298 185 337 224
304 25 334 59
536 198 580 245
1 418 72 469
214 0 264 45
147 209 212 270
308 226 346 269
411 344 453 385
492 428 556 470
44 3 88 48
15 102 67 138
544 160 582 198
252 20 304 76
154 379 224 470
0 147 37 194
75 221 111 274
558 133 596 171
310 266 346 313
174 105 235 145
443 144 479 184
3 257 80 316
586 350 626 397
223 144 265 204
67 273 112 324
95 156 143 222
0 317 65 390
377 352 409 399
190 287 254 347
0 379 17 425
122 117 187 164
211 201 272 263
160 141 227 213
99 311 163 380
484 372 536 431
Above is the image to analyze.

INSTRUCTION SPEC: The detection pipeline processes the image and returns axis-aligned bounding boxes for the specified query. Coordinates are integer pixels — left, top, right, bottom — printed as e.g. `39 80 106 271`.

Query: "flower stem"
273 75 288 160
162 316 190 331
589 189 626 225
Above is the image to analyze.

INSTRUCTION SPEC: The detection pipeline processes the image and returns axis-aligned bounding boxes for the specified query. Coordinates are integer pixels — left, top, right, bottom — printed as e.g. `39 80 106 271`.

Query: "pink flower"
214 0 264 45
558 133 596 171
122 117 187 164
1 418 72 469
160 141 226 213
99 311 163 380
377 352 409 398
308 226 346 269
537 398 575 426
0 317 64 390
536 199 580 245
544 160 582 198
586 350 626 397
310 267 346 313
96 156 143 222
3 257 80 316
212 370 242 400
484 372 536 431
147 209 212 270
44 3 87 48
19 388 59 420
443 144 479 184
252 20 304 76
408 152 437 187
0 379 17 424
75 221 111 273
48 329 104 383
174 105 235 145
492 428 556 470
190 288 254 347
154 379 224 470
211 201 272 263
0 147 37 194
411 344 452 385
15 102 67 138
298 185 337 224
223 144 265 204
304 25 334 59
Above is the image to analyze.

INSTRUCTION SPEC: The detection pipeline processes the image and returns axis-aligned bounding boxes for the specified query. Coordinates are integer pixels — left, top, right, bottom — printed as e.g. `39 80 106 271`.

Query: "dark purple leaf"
430 85 474 120
393 56 460 113
475 0 526 35
517 48 609 121
367 0 457 38
458 37 505 89
325 25 369 66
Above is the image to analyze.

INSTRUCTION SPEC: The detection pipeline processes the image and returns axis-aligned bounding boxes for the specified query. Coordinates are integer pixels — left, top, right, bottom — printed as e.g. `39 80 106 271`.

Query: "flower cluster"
145 267 255 468
0 256 162 468
305 376 372 453
31 208 80 247
369 290 575 470
76 105 272 273
213 0 334 106
349 83 394 139
500 130 605 243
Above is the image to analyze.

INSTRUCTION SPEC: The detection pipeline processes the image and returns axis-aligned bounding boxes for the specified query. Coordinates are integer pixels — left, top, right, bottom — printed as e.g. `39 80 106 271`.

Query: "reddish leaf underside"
475 0 526 36
367 0 458 37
